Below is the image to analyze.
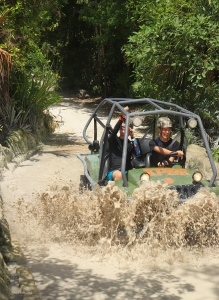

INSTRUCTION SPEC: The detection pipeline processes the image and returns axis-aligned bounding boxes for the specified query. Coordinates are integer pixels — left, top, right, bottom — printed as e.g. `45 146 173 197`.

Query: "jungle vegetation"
0 0 219 149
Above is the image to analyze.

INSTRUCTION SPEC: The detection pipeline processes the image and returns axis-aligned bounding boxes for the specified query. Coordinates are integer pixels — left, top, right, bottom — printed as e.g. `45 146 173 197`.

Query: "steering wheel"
160 152 186 168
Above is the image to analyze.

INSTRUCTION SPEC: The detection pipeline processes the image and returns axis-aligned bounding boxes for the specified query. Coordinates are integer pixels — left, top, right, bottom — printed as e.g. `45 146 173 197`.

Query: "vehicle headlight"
192 171 203 183
140 172 150 183
187 118 197 129
133 116 142 127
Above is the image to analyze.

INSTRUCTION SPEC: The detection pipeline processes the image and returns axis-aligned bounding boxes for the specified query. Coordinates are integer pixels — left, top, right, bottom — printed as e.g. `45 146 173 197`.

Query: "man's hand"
176 150 184 157
157 161 166 167
157 160 169 167
121 106 129 118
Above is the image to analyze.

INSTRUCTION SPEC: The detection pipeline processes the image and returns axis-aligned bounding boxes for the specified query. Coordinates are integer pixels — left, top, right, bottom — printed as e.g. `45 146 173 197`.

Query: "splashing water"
14 181 219 270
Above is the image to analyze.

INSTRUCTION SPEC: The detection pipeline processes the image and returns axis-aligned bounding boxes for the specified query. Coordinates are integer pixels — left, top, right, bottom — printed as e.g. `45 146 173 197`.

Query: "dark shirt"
149 137 180 167
108 120 134 172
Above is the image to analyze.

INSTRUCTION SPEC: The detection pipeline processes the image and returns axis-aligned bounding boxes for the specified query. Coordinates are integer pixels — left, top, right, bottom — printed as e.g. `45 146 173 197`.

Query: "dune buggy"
77 98 219 200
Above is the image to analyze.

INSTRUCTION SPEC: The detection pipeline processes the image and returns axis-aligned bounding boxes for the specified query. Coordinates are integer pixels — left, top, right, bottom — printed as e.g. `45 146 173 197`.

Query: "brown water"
14 180 219 271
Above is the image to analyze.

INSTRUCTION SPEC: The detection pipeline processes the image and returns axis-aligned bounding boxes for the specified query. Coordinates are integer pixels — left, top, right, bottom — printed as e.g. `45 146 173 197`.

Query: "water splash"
14 181 219 269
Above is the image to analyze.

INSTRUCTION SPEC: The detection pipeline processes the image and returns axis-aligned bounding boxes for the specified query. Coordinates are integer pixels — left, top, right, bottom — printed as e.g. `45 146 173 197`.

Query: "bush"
10 69 61 133
124 1 219 132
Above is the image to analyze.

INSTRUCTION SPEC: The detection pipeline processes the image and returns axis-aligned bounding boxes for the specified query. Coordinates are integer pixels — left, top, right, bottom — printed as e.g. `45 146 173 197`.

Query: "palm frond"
0 9 11 24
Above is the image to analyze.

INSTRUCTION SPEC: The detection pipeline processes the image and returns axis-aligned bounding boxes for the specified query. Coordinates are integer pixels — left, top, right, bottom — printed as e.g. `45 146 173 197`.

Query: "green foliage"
124 0 219 133
0 0 67 69
113 70 133 97
0 0 65 143
211 146 219 162
0 68 60 143
185 129 203 147
0 102 28 130
10 69 61 132
1 0 219 146
5 129 28 155
54 0 133 95
0 104 19 144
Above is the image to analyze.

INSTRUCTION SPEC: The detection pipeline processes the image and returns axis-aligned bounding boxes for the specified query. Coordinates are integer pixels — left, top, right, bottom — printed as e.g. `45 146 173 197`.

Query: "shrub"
10 69 61 134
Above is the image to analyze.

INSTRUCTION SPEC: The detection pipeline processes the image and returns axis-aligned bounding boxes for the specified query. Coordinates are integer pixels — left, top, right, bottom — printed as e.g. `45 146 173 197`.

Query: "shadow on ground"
24 249 219 300
27 257 187 300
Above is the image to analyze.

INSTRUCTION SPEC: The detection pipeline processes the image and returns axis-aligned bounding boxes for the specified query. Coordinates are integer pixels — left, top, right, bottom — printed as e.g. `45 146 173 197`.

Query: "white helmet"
157 117 172 128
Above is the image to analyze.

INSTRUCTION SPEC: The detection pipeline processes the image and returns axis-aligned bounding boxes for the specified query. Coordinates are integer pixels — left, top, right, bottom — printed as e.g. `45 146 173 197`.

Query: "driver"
149 117 184 167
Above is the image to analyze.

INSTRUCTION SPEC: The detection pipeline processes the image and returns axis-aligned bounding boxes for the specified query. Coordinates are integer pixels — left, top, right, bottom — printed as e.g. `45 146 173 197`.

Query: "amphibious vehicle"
77 98 219 200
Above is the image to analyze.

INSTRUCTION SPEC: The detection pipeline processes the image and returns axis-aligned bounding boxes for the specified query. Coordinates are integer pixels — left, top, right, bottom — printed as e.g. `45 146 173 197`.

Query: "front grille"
169 183 203 201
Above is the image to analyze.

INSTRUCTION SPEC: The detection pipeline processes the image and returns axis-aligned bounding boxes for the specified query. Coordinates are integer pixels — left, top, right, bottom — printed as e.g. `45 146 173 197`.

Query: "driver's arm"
154 146 184 166
153 146 184 157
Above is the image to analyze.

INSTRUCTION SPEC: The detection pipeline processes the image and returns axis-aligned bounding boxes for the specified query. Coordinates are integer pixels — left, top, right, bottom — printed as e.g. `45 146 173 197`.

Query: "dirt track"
1 94 219 300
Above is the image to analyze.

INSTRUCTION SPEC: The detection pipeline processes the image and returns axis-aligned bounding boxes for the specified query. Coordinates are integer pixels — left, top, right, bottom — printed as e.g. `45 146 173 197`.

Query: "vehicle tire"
79 175 92 192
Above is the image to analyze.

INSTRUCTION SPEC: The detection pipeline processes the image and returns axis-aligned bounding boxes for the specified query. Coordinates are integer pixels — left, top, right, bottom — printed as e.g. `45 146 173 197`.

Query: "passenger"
107 106 135 180
149 117 184 167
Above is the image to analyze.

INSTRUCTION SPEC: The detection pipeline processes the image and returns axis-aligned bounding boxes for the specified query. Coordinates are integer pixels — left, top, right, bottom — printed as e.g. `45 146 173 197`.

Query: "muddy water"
1 95 219 300
13 181 219 266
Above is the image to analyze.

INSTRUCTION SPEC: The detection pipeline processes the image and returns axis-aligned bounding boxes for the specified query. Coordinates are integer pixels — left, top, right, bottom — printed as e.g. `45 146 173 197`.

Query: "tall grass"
0 69 61 144
10 70 61 132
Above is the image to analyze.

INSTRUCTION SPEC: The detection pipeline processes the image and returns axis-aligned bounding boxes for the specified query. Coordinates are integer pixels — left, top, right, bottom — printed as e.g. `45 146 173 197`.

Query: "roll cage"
81 98 217 188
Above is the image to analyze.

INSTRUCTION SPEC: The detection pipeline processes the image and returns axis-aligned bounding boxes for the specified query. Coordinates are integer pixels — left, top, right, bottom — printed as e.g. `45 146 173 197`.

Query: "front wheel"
79 175 92 192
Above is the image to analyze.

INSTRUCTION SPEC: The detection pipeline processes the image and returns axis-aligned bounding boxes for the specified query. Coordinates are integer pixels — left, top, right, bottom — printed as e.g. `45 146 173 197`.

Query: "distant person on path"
107 106 135 180
149 117 184 167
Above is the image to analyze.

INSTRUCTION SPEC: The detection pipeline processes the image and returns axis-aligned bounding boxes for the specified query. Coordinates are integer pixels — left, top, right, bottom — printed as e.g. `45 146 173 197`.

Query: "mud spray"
14 181 219 271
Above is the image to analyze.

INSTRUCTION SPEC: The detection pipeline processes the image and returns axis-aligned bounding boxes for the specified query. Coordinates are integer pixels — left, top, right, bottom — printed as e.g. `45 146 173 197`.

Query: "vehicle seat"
132 138 152 168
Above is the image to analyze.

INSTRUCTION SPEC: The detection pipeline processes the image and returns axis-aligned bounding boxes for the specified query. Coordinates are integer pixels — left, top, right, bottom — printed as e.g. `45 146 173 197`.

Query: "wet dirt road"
1 95 219 300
